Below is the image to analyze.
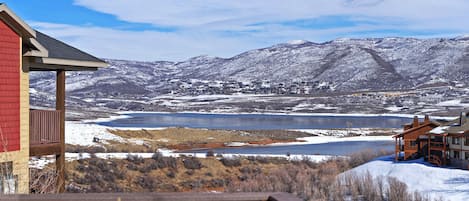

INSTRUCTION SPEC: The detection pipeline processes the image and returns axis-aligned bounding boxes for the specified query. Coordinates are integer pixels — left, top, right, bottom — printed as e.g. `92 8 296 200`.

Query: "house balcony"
29 109 62 156
429 141 448 150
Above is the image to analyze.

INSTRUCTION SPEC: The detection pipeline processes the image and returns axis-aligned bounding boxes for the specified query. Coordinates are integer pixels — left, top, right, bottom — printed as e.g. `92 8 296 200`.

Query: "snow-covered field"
272 135 393 146
65 121 124 146
291 128 400 136
65 120 396 147
346 156 469 201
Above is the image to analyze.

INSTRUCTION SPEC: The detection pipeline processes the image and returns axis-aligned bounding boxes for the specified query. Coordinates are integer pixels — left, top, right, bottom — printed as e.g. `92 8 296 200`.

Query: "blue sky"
3 0 469 61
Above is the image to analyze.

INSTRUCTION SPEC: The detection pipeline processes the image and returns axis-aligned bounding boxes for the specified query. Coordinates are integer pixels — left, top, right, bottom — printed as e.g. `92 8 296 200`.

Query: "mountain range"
30 36 469 106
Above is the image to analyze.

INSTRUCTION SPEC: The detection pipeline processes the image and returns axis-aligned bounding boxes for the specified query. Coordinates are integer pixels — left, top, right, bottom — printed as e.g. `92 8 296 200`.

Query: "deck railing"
430 141 447 148
29 109 61 146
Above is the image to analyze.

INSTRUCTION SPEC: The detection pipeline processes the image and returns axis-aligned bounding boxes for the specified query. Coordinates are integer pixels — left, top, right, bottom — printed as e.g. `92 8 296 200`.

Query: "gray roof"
35 31 104 63
438 112 469 134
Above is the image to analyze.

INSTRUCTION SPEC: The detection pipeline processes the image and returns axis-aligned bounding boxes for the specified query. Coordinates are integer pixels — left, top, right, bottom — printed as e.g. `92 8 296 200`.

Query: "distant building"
393 115 439 160
395 112 469 169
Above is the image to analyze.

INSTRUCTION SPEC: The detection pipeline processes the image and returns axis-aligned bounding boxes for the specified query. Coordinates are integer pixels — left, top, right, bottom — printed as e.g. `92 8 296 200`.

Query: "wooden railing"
430 141 444 147
29 109 61 146
429 155 442 166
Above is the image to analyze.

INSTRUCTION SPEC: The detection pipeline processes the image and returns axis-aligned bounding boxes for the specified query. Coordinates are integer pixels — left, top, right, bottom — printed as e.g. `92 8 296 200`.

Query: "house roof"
431 113 469 135
393 121 440 138
35 31 103 63
28 31 107 70
0 3 107 71
0 3 35 38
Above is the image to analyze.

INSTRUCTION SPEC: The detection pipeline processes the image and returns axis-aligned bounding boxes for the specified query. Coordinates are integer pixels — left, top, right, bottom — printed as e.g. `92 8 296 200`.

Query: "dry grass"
31 149 440 201
107 128 309 151
109 128 265 145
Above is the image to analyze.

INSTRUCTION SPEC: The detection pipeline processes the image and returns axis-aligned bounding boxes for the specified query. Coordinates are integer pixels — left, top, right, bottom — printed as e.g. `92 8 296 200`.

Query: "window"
465 152 469 160
452 137 460 145
454 151 460 159
0 162 16 194
410 141 417 147
465 137 469 146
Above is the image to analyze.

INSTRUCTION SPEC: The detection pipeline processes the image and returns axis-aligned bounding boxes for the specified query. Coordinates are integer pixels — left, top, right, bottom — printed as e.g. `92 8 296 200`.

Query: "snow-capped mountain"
171 37 468 91
30 36 469 109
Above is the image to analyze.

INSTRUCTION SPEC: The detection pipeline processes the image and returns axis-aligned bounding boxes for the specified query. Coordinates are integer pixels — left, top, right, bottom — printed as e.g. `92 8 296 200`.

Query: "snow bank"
65 121 167 146
30 151 335 169
271 135 393 146
290 128 400 137
64 151 333 163
436 99 469 108
346 156 469 201
65 121 124 146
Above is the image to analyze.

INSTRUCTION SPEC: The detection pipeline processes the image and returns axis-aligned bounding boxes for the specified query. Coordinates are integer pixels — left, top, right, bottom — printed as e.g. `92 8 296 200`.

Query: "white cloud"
31 22 272 61
30 0 469 61
73 0 469 30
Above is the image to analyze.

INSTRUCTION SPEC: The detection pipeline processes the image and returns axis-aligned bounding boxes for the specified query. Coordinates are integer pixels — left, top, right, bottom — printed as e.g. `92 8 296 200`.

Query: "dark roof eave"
28 57 106 71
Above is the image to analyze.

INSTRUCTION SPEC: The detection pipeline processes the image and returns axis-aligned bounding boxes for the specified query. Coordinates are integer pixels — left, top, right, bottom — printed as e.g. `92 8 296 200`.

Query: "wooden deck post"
427 134 430 160
443 134 447 166
56 70 66 193
395 137 398 161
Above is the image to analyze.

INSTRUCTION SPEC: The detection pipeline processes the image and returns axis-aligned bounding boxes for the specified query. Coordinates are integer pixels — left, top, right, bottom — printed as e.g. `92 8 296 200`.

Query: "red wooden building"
0 3 106 193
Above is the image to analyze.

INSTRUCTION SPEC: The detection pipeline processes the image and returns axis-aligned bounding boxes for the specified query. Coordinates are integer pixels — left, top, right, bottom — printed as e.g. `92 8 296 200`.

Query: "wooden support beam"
395 137 398 161
443 134 447 166
428 135 430 160
56 70 66 193
30 143 61 156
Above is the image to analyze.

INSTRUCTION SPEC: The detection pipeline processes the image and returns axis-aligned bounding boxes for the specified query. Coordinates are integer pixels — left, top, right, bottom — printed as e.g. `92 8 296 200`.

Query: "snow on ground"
346 155 469 201
436 99 469 108
65 121 124 146
385 106 403 112
64 151 334 162
271 135 393 146
30 151 335 169
290 128 400 137
66 119 395 147
65 121 168 146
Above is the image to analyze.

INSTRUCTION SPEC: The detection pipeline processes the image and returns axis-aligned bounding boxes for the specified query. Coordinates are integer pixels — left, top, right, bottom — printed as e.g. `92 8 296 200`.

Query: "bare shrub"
152 152 178 170
348 149 392 168
228 151 436 201
136 174 158 191
387 177 409 201
126 154 144 164
30 167 58 193
183 157 202 170
220 157 242 167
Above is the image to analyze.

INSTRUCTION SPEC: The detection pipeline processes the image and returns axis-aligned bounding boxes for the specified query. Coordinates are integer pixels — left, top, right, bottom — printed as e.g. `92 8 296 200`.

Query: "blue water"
183 141 394 156
97 112 412 130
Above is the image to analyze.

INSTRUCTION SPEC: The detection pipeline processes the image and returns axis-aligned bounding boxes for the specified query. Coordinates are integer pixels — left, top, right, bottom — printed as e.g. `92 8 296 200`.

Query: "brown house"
393 115 439 161
396 112 469 169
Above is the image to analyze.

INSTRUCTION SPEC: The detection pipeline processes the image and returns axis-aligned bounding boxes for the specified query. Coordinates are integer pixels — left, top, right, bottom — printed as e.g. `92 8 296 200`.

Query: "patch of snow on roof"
429 126 449 134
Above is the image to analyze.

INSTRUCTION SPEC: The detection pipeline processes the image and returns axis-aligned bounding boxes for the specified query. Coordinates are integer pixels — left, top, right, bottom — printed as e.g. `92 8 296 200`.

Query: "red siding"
0 19 20 152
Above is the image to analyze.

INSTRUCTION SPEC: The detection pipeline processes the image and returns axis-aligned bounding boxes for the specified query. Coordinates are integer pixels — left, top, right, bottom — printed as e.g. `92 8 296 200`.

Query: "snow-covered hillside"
346 156 469 201
28 37 469 115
